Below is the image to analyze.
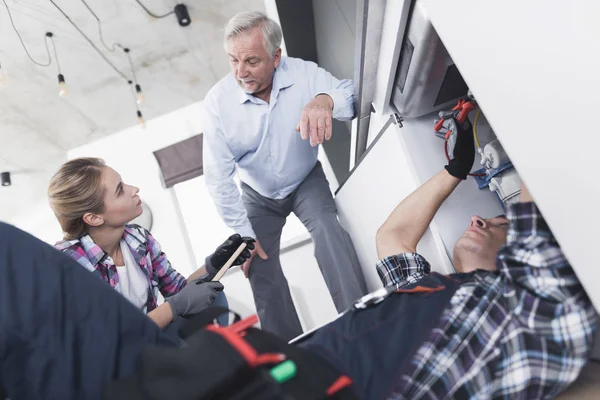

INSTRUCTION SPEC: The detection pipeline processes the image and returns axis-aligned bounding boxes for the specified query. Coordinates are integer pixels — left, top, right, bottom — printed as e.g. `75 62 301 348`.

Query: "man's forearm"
377 169 460 258
204 175 255 238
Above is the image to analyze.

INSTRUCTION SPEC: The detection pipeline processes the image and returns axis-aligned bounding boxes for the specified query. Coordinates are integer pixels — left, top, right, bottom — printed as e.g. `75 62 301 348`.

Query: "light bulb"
59 82 68 97
137 110 145 128
58 74 68 97
135 84 144 105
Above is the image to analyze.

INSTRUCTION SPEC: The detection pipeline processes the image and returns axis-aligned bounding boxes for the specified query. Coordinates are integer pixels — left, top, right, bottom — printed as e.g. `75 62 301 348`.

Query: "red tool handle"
434 99 475 132
456 101 476 124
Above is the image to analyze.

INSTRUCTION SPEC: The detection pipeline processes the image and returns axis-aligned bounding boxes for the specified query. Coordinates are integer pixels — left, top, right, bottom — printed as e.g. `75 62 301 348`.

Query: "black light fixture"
1 172 11 187
134 83 144 104
124 48 144 105
137 110 145 128
50 0 129 81
57 73 68 97
133 0 191 26
46 32 68 97
129 80 145 128
174 4 191 27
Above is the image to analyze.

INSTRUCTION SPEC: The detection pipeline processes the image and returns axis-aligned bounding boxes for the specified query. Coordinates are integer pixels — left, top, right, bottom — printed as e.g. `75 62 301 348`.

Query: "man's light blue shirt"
202 56 355 238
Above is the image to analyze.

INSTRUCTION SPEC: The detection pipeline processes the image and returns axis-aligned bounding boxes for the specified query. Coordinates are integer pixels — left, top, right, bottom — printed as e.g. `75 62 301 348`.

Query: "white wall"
7 194 65 245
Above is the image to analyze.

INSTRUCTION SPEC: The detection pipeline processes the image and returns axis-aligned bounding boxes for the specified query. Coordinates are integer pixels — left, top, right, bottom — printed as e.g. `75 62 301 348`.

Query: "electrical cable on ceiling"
129 80 145 127
80 0 125 53
1 0 53 67
48 33 61 73
8 6 90 49
124 50 138 84
79 0 144 104
134 0 174 19
45 32 69 97
48 0 129 81
124 49 144 104
2 0 146 124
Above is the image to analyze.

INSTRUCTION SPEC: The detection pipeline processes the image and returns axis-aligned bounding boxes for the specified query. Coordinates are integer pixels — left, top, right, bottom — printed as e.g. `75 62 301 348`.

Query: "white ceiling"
0 0 263 220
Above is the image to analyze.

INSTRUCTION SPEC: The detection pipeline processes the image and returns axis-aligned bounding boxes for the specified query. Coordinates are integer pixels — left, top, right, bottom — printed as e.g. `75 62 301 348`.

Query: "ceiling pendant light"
135 83 144 105
137 110 146 128
129 80 145 128
124 48 144 105
1 172 11 187
47 32 68 98
174 4 191 27
58 73 68 97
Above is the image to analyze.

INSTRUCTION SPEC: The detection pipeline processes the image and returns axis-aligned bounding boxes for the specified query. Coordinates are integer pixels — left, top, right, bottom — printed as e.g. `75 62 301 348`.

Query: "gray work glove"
166 280 224 319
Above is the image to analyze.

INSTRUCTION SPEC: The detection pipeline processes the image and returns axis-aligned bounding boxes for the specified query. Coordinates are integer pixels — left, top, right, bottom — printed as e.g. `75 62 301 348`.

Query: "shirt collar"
238 58 295 104
122 225 148 262
78 234 108 266
123 224 146 246
77 225 147 266
238 88 253 104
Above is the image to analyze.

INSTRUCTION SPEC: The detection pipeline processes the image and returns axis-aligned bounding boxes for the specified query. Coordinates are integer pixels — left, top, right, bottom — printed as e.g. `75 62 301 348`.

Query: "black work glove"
440 113 475 180
166 281 224 320
205 234 256 275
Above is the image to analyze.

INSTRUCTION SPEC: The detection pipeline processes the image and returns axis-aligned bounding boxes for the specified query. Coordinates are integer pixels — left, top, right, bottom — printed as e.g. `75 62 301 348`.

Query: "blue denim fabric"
212 291 230 326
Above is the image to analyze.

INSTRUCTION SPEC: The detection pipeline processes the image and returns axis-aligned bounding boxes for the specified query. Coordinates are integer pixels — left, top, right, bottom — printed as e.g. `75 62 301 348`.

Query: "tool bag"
104 307 357 400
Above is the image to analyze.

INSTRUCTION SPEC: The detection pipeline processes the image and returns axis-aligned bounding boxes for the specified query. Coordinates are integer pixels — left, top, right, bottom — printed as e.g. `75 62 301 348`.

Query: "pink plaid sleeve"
146 233 187 297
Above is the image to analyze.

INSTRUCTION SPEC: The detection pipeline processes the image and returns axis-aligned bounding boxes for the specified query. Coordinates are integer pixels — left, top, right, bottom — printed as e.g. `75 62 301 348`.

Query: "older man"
202 11 367 340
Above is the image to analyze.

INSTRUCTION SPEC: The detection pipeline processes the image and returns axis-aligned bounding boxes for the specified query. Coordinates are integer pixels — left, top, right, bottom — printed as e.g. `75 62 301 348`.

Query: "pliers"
433 98 476 140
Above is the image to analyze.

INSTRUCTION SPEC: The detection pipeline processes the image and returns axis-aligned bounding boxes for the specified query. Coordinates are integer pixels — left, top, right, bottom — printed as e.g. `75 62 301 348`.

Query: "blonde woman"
48 157 254 329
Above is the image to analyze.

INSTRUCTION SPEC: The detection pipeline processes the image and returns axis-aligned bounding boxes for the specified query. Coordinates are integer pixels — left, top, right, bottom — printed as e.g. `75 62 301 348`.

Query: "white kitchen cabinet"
417 0 600 312
341 0 599 359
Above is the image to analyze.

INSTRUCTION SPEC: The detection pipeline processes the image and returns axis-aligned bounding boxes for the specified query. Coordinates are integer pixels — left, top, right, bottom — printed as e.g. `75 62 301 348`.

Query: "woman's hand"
206 234 256 274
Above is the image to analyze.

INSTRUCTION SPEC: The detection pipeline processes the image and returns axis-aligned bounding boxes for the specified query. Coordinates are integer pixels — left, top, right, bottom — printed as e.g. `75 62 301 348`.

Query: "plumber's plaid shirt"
376 203 597 399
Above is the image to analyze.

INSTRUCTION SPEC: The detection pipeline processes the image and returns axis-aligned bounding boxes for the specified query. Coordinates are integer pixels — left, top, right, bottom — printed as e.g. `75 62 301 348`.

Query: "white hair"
223 11 282 57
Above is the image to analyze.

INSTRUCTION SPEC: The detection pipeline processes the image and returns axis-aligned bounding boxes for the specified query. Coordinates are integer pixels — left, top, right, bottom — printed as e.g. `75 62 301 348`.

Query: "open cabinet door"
419 0 600 315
